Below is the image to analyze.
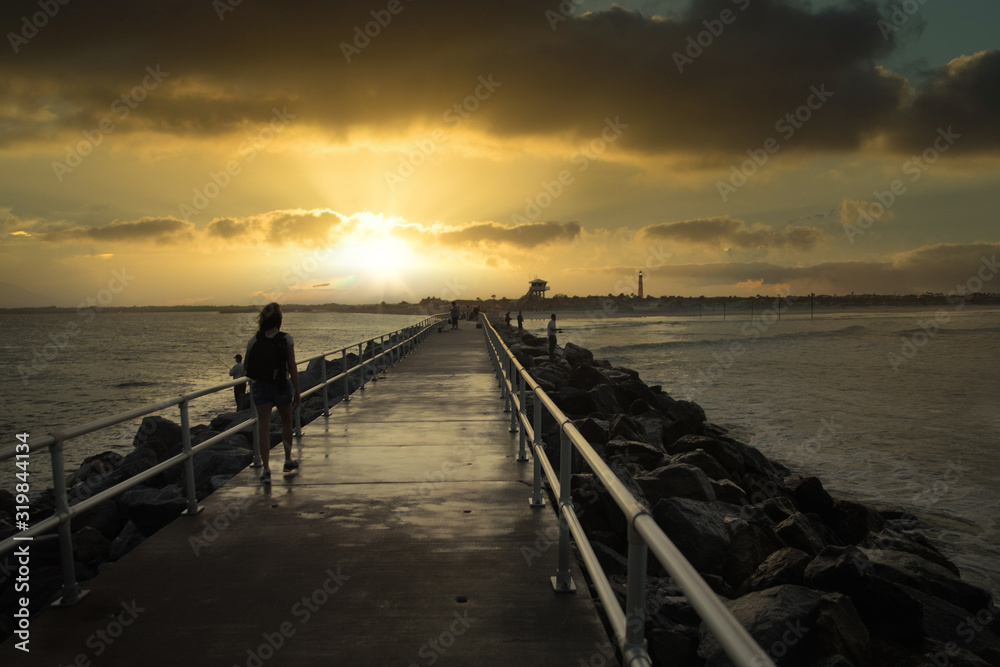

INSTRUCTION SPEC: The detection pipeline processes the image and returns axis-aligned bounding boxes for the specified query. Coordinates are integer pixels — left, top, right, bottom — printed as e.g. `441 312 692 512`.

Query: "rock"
785 475 835 516
118 485 187 536
530 367 566 391
512 348 536 369
633 411 669 448
613 380 663 417
72 498 124 541
604 439 666 470
553 386 593 417
569 363 611 391
71 526 111 569
667 436 744 480
66 451 124 489
653 497 730 575
190 443 253 498
775 512 827 556
591 541 629 578
861 528 960 576
609 414 649 444
805 546 923 643
571 418 610 449
920 641 994 667
109 521 146 560
807 656 858 667
902 585 1000 661
755 496 799 524
698 585 823 666
804 546 874 592
862 548 994 615
563 342 594 366
826 499 885 545
209 409 255 433
648 625 700 667
636 463 716 505
132 416 182 461
711 479 749 506
740 547 813 594
671 449 731 482
723 517 784 589
812 593 871 667
587 384 622 415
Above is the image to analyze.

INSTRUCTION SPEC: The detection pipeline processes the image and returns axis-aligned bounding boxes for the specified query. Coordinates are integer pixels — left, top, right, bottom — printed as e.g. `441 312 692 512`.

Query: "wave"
111 381 157 388
894 326 1000 337
594 324 872 354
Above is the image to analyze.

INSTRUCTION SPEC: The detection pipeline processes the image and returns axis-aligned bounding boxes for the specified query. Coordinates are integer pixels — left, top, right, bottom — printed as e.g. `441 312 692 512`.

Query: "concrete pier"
3 323 611 666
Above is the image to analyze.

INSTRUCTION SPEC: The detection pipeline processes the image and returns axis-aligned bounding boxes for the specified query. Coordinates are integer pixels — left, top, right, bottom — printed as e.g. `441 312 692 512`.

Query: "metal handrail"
479 315 775 667
0 314 445 607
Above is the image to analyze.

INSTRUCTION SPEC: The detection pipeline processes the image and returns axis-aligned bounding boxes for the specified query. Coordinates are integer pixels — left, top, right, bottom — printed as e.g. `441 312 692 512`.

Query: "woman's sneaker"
283 460 299 473
260 470 271 484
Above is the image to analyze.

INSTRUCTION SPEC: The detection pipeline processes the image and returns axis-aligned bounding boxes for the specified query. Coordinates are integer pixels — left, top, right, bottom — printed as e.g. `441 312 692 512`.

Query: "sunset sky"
1 0 998 307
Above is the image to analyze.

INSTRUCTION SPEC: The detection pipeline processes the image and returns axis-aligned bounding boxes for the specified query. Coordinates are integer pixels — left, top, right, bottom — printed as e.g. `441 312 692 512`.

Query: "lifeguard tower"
522 278 550 302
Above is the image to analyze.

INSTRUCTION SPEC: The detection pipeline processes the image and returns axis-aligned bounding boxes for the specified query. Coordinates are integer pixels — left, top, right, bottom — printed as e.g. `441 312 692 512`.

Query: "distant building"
637 271 644 299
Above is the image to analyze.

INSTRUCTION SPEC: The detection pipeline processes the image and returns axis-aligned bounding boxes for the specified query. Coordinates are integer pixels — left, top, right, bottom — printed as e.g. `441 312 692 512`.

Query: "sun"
349 235 417 274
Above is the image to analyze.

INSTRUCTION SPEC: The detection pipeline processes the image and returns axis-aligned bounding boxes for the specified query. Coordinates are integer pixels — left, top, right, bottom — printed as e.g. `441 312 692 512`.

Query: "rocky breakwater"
0 344 396 642
498 322 1000 667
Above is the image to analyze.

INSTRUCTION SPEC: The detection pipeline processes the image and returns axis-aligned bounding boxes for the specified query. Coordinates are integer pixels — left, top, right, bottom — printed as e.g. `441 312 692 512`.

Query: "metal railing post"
530 395 545 507
50 436 89 606
372 336 381 382
517 374 527 459
359 342 366 391
509 366 518 433
251 393 262 468
320 353 329 417
342 349 350 402
624 522 650 662
552 424 577 593
179 401 203 516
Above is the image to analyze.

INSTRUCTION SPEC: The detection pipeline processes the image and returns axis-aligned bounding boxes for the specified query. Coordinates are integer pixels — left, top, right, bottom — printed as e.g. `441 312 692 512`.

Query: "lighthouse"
637 271 644 299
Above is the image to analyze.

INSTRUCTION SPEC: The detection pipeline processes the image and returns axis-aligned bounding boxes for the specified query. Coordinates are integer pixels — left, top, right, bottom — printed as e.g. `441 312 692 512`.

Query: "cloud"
587 242 1000 294
0 0 995 159
395 219 581 249
641 216 826 251
38 217 195 244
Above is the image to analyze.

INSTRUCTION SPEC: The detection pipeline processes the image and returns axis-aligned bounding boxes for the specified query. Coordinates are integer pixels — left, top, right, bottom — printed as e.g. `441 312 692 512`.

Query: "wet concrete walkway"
4 323 611 666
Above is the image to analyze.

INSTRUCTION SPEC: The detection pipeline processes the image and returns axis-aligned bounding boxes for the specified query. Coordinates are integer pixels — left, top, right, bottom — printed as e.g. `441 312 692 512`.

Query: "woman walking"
245 302 301 483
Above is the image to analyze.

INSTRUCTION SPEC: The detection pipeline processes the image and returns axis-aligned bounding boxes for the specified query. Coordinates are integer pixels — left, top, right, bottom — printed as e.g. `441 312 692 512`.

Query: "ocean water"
557 304 1000 592
0 311 427 494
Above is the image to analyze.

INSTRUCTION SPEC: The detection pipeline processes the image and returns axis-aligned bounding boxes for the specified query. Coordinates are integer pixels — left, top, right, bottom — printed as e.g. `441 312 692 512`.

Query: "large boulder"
118 485 187 536
587 384 622 415
862 548 994 615
775 512 827 556
109 521 146 561
604 439 667 470
635 463 716 505
66 451 124 489
569 363 611 392
670 449 730 482
132 416 182 461
563 342 595 366
784 475 835 516
739 547 813 594
805 545 924 643
71 526 111 569
723 517 784 589
652 497 730 575
609 414 649 443
553 386 593 417
698 585 870 667
825 499 885 545
902 585 1000 662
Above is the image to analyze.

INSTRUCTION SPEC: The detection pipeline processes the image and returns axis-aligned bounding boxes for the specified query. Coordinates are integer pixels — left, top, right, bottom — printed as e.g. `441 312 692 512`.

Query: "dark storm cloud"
641 216 826 250
396 220 581 248
0 0 996 155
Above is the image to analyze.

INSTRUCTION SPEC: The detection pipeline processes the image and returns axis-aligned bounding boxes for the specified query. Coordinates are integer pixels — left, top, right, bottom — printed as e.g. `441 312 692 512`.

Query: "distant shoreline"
2 293 998 316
